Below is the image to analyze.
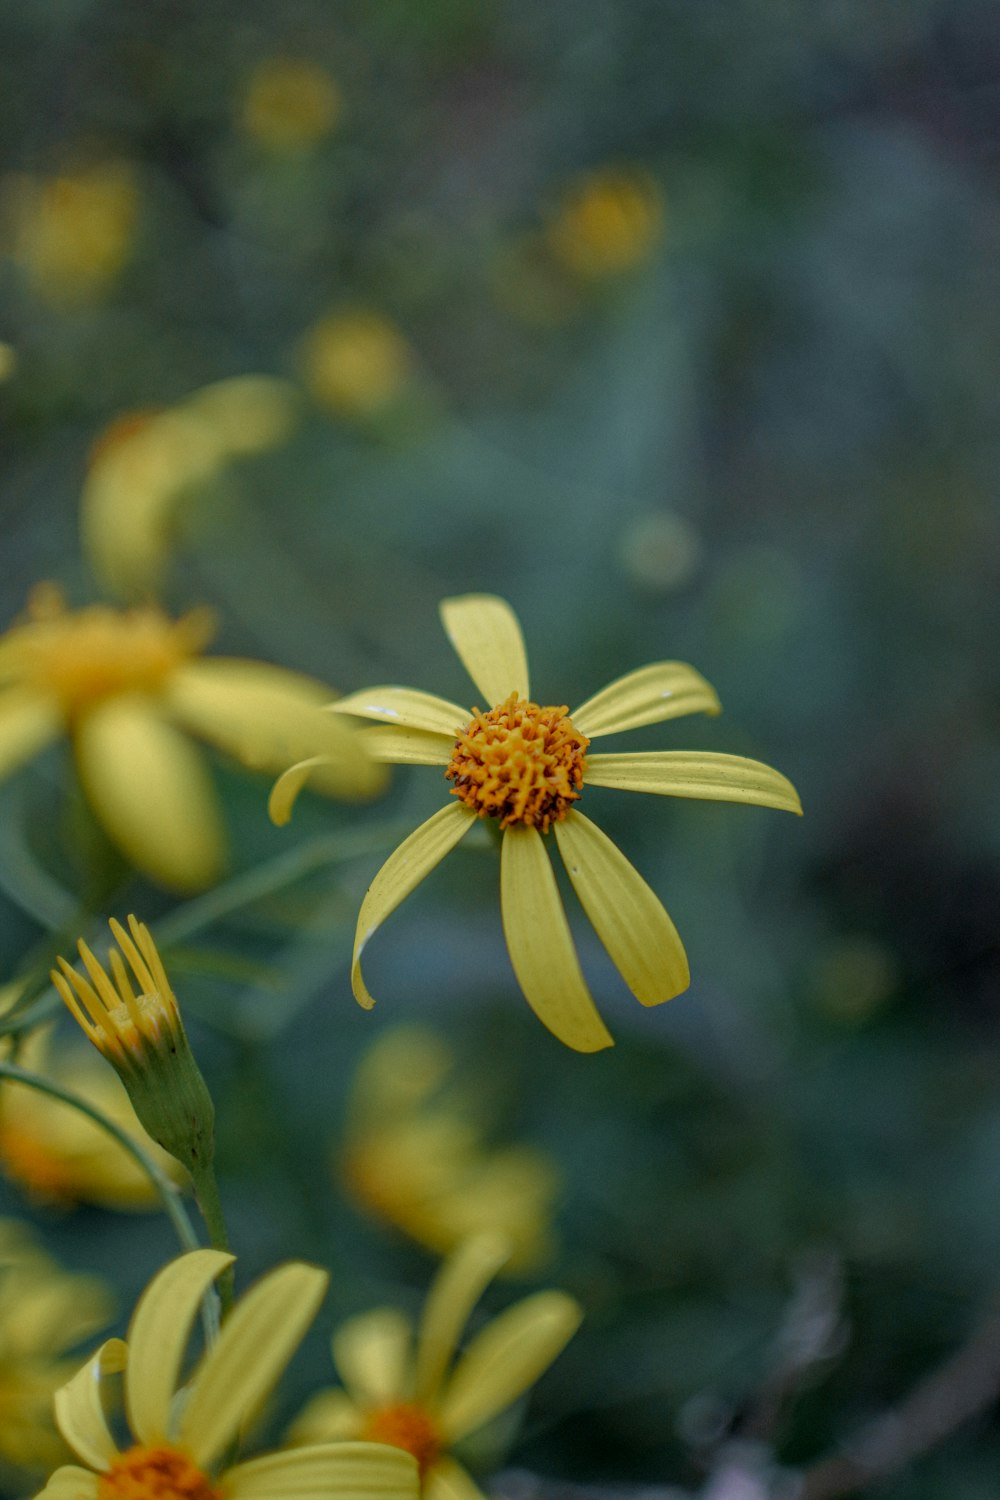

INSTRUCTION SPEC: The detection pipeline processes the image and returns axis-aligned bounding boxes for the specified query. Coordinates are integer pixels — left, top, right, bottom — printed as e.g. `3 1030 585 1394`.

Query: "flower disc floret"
360 1404 442 1477
446 692 589 833
97 1446 220 1500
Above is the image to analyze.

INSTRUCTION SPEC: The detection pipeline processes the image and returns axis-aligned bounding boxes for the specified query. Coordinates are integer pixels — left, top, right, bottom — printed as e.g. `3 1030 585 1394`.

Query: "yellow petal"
331 687 469 736
226 1442 419 1500
74 695 226 891
54 1337 127 1469
439 1291 582 1442
34 1466 100 1500
168 660 386 798
361 725 455 765
553 810 689 1006
415 1233 510 1406
125 1249 234 1445
286 1388 362 1444
352 804 477 1009
499 826 613 1053
268 756 336 826
0 688 62 777
424 1457 487 1500
185 375 299 456
439 595 529 705
179 1262 328 1468
584 751 802 813
332 1308 413 1407
572 662 720 738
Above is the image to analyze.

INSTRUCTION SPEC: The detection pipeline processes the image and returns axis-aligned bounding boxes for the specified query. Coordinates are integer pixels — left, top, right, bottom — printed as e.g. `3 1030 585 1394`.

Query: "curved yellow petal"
499 826 613 1053
553 810 688 1006
169 660 385 799
226 1442 419 1500
333 1308 413 1407
74 695 226 891
439 1291 582 1442
584 751 802 813
179 1261 328 1468
185 375 300 456
54 1337 127 1469
439 595 529 706
424 1457 487 1500
125 1249 234 1445
331 688 469 736
352 804 477 1010
361 725 455 766
415 1233 510 1406
0 688 62 777
572 662 720 738
34 1466 100 1500
268 756 335 826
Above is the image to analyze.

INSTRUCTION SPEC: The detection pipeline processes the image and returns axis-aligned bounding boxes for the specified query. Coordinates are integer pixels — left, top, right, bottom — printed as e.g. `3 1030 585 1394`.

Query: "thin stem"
189 1160 234 1316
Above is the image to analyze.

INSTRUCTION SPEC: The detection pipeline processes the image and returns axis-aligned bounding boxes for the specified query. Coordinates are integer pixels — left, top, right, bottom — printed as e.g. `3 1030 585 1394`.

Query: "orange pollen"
446 692 589 833
360 1402 442 1477
97 1446 221 1500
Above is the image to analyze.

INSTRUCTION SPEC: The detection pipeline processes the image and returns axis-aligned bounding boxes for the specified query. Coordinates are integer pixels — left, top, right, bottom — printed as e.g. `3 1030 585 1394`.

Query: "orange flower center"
446 692 589 833
360 1402 442 1477
98 1446 220 1500
0 1120 76 1203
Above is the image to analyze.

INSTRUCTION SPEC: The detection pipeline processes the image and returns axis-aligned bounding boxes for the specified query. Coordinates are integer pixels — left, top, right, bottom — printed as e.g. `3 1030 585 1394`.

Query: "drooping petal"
168 660 386 799
553 810 689 1006
499 826 613 1054
424 1456 487 1500
361 725 455 765
268 757 336 826
226 1442 419 1500
352 804 477 1010
179 1262 328 1469
439 1291 582 1442
572 662 720 738
584 751 803 813
53 1338 127 1469
439 595 529 706
0 688 62 778
331 688 469 736
74 695 226 891
33 1466 100 1500
415 1233 510 1406
125 1249 234 1445
332 1308 413 1408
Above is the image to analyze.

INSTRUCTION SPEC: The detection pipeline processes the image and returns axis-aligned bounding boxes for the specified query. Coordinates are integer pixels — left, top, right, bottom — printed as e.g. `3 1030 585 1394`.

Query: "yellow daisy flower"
342 1026 559 1272
290 1232 581 1499
2 161 138 305
271 593 802 1052
0 1220 111 1472
0 585 385 891
35 1248 419 1500
545 165 665 278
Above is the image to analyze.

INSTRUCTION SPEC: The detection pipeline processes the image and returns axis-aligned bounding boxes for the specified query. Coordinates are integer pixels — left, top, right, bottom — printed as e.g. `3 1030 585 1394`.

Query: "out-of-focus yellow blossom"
272 593 801 1053
0 341 16 381
291 1233 581 1499
342 1027 559 1272
0 1024 183 1211
241 58 342 149
1 162 138 304
32 1248 419 1500
546 166 664 278
300 310 413 419
0 584 384 891
81 375 300 600
0 1219 111 1472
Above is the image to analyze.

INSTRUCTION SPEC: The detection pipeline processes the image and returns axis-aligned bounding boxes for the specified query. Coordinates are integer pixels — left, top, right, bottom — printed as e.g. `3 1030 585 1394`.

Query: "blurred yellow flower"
1 161 138 304
0 341 16 381
33 1248 419 1500
0 585 384 891
300 309 413 419
342 1027 559 1272
291 1233 581 1498
241 58 342 149
0 1219 111 1472
546 165 664 278
272 594 801 1052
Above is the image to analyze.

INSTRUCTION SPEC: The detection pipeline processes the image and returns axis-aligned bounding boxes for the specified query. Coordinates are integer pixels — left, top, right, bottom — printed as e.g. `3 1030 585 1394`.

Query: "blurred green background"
1 3 999 1496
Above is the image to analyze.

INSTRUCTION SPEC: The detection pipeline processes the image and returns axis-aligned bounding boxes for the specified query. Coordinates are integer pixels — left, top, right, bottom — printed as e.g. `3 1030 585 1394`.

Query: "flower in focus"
0 584 384 890
271 593 802 1052
342 1026 559 1272
290 1232 581 1498
82 376 301 600
34 1247 419 1500
0 1219 111 1472
546 165 664 278
1 161 138 304
240 58 342 149
299 309 413 419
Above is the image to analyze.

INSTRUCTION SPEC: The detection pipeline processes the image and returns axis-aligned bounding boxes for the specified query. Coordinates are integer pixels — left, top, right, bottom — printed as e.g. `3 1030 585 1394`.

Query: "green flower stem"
188 1159 234 1315
0 1061 220 1343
